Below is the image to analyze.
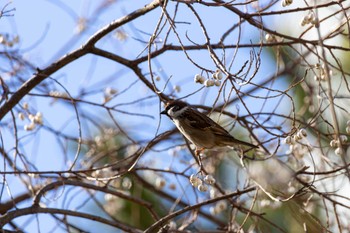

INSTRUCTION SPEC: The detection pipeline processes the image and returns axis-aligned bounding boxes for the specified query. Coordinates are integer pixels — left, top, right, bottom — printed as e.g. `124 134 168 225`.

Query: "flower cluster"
330 134 347 156
18 103 43 131
189 174 216 192
284 128 307 145
0 34 19 47
314 63 333 81
49 90 69 99
301 11 318 27
194 70 222 87
102 176 133 215
284 128 309 159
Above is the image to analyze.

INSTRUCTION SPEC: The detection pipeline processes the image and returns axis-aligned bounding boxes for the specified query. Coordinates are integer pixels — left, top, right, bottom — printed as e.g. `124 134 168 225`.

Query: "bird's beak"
160 110 167 115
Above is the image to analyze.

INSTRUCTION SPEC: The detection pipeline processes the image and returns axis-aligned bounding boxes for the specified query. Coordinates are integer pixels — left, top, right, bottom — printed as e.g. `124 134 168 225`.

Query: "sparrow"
161 100 257 155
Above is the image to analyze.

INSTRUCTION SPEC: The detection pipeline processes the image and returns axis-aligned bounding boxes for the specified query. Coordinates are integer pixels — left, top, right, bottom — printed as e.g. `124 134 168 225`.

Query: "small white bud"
281 0 292 7
155 177 166 189
293 134 301 141
260 199 271 207
24 122 36 131
23 102 29 109
284 135 292 145
104 193 117 202
296 131 303 140
346 120 350 127
203 175 216 185
198 183 208 192
105 87 117 96
311 17 318 25
169 183 176 190
173 85 181 93
18 112 25 121
330 140 338 148
281 0 287 7
299 128 307 137
122 177 132 189
194 74 205 84
346 126 350 134
335 147 343 156
265 33 275 43
168 221 177 230
214 80 221 86
209 189 217 198
216 200 227 211
301 15 310 26
28 114 35 122
340 135 348 143
204 79 214 87
34 112 43 125
189 174 202 187
213 70 223 80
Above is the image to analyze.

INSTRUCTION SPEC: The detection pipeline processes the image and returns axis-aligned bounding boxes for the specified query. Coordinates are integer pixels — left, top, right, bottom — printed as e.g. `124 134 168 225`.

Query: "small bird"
161 100 257 156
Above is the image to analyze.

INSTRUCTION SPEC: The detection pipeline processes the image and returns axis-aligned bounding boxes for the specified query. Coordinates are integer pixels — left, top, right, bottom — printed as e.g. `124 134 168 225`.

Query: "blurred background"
1 0 350 232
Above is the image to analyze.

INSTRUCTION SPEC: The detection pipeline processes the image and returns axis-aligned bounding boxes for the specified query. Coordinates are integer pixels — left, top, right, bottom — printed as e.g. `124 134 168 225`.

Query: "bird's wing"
186 108 258 148
187 109 231 136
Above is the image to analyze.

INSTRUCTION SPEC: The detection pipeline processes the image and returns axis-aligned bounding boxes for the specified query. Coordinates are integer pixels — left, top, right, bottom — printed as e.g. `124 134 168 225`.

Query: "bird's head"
160 100 189 119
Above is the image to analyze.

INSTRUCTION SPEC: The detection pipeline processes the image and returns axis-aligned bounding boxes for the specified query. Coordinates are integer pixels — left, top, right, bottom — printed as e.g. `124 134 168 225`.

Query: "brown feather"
162 100 258 149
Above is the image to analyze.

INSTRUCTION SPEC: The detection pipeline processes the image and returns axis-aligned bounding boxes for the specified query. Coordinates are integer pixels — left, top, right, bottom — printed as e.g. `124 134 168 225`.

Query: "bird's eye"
171 105 180 112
